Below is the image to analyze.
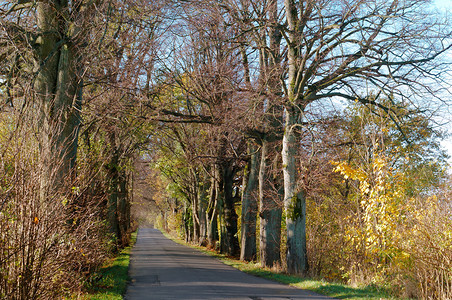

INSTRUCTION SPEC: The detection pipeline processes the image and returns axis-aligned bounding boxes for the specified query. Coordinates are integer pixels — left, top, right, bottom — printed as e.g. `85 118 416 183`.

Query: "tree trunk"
184 206 192 242
220 163 240 257
189 168 200 243
36 2 82 198
192 196 200 243
206 211 218 248
255 0 284 268
282 105 308 274
207 167 219 248
240 143 259 261
106 131 122 247
106 131 133 248
281 0 310 275
117 170 130 247
198 183 208 246
259 139 283 267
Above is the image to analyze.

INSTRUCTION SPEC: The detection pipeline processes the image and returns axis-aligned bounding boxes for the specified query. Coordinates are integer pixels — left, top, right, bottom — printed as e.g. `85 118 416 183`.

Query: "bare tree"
281 0 452 274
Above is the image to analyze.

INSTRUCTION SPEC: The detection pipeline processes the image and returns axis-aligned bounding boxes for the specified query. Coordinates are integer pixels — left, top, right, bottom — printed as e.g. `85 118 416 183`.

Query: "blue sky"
434 0 452 163
435 0 452 9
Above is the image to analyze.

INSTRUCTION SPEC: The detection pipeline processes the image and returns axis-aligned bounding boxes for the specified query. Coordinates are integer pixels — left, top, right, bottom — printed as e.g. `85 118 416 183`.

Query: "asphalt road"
124 228 334 300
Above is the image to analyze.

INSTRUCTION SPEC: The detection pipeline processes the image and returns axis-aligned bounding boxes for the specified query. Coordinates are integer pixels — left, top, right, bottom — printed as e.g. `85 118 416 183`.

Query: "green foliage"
342 99 448 188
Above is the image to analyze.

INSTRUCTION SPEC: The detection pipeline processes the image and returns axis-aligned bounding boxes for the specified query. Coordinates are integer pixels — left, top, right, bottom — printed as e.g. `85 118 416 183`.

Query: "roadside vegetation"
81 231 137 300
1 1 156 298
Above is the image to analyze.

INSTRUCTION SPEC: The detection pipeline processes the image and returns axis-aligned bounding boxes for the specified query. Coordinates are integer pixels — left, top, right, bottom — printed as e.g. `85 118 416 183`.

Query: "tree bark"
192 194 200 243
282 105 308 274
240 143 259 261
259 139 282 267
107 149 121 247
281 0 310 275
184 206 192 242
106 131 133 248
198 182 208 246
257 0 284 268
36 1 82 198
206 210 218 248
207 166 219 248
117 169 129 246
220 162 240 257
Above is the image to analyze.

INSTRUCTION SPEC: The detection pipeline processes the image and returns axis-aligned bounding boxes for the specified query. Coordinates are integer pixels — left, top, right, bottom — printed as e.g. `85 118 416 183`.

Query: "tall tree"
257 0 285 268
10 1 87 196
216 0 286 266
281 0 451 274
158 1 248 256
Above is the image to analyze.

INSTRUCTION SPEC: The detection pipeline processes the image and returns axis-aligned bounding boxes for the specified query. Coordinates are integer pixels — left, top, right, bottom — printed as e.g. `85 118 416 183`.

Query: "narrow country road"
125 228 334 300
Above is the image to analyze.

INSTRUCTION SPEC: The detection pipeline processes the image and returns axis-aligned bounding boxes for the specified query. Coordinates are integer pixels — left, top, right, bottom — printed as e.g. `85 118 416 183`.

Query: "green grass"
82 231 138 300
210 259 394 299
162 231 398 300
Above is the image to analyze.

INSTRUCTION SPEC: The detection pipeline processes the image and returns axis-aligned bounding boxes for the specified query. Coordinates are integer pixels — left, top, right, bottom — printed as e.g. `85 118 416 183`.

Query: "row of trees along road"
1 0 452 299
0 1 162 298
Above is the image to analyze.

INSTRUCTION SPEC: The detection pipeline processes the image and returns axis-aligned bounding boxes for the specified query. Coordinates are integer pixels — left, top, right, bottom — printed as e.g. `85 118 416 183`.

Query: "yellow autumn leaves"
332 155 407 259
331 152 452 297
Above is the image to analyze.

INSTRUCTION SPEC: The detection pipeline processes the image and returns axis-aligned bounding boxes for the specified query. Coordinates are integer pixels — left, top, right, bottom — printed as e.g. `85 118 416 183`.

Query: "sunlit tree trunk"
192 187 200 243
198 181 208 246
282 105 308 274
207 164 219 248
280 0 310 275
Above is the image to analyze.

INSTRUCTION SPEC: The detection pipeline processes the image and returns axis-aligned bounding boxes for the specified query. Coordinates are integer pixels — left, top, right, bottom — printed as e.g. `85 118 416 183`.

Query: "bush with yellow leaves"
330 153 452 299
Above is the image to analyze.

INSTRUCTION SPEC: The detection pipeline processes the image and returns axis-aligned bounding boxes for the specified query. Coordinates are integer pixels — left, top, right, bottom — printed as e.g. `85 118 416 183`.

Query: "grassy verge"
162 231 397 300
82 231 138 300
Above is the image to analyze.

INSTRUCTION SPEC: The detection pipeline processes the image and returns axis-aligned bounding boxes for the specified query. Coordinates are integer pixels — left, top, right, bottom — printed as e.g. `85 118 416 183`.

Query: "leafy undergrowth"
162 231 400 300
79 231 138 300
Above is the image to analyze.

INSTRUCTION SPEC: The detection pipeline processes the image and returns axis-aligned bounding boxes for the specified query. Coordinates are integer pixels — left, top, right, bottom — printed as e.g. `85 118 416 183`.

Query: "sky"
435 0 452 10
433 0 452 163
